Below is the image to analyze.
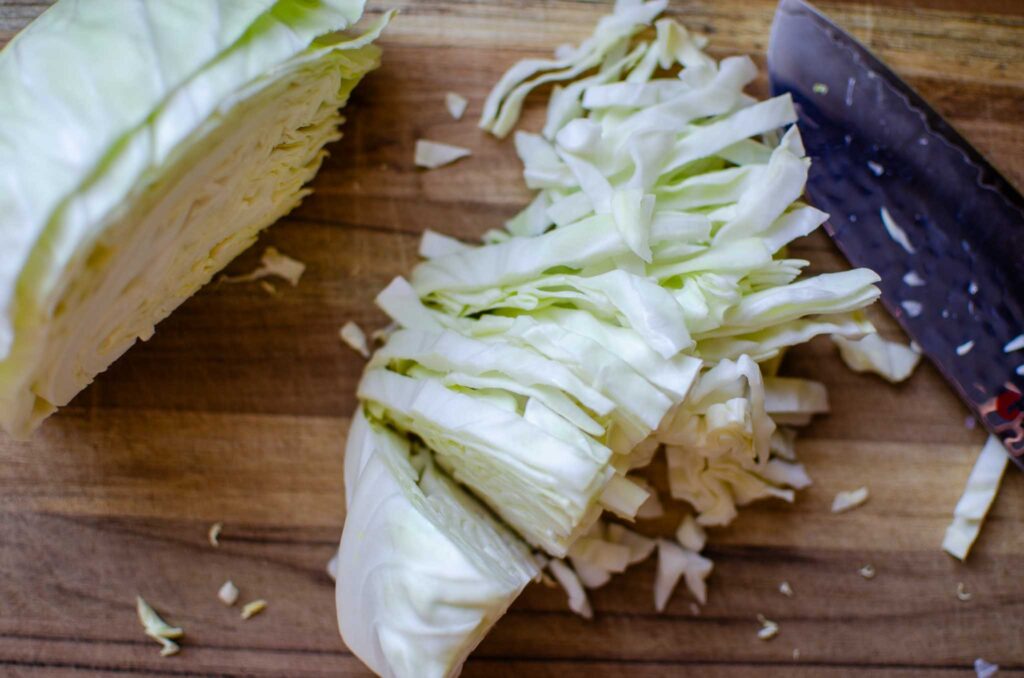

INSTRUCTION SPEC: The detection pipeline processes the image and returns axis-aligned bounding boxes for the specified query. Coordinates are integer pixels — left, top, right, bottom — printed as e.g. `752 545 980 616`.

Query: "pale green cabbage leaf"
0 0 386 437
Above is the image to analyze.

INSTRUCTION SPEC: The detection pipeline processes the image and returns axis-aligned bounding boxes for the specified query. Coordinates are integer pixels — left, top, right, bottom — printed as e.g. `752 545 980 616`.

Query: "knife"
767 0 1024 466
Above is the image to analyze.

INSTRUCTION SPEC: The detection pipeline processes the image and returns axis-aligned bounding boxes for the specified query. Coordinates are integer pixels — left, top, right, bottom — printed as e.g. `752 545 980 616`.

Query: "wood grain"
1 1 1022 676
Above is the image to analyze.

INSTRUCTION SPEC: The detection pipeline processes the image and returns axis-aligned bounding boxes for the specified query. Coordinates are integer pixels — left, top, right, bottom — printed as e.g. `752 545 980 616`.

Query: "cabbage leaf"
0 0 386 437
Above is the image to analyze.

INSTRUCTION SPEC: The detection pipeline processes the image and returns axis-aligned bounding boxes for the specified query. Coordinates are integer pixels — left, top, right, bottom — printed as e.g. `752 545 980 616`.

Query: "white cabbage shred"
136 596 184 657
833 332 921 383
240 599 268 620
415 140 472 168
943 435 1009 561
831 486 869 513
757 613 780 640
0 0 387 438
222 247 306 287
336 3 881 676
340 321 371 358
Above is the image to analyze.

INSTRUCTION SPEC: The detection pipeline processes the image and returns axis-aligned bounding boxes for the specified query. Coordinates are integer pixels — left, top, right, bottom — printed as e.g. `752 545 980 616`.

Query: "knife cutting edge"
767 0 1024 466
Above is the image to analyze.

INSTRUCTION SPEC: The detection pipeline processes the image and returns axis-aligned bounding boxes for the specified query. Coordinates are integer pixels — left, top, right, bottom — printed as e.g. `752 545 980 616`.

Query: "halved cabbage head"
0 0 387 437
338 410 538 678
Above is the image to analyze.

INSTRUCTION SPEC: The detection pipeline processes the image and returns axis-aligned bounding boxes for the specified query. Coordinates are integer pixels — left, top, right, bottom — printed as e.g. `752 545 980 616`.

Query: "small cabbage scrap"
241 599 268 620
833 333 921 383
880 206 916 254
549 559 594 618
136 596 183 658
208 522 222 547
831 486 869 513
218 580 240 606
340 321 370 358
415 140 472 168
943 435 1009 561
446 92 469 120
222 247 306 287
605 523 657 564
757 614 780 641
0 0 386 438
975 658 1000 678
655 539 713 610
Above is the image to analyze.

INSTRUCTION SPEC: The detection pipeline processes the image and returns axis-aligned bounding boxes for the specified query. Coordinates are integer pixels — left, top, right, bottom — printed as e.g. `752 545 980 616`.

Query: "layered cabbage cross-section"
0 0 388 436
337 410 538 678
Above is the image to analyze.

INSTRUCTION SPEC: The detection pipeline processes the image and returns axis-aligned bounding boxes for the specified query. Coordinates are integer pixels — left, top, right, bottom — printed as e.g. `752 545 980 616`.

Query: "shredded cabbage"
337 2 882 673
0 0 386 437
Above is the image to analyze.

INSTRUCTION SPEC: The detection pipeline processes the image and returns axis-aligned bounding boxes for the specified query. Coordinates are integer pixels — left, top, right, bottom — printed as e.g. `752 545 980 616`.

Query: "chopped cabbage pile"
337 2 882 676
0 0 387 438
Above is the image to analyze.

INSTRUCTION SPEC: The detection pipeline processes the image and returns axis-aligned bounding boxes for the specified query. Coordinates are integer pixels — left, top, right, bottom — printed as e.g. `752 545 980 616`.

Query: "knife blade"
767 0 1024 465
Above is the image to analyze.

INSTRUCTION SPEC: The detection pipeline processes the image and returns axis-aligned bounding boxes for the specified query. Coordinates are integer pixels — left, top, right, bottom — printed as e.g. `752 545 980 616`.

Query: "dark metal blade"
768 0 1024 464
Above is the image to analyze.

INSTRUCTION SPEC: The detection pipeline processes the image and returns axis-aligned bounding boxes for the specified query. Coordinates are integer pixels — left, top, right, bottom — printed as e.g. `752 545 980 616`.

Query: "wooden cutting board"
1 1 1022 675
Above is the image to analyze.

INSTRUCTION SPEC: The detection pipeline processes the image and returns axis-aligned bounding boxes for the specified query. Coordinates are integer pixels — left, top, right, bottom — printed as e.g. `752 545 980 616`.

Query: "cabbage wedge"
338 410 537 678
0 0 387 437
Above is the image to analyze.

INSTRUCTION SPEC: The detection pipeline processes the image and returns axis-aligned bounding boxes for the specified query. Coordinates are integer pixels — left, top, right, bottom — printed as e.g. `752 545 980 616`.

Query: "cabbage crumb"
222 247 305 287
975 658 1000 678
241 599 268 620
136 596 183 657
831 487 869 513
445 92 468 120
757 614 779 640
218 580 239 606
548 559 592 619
859 564 876 579
340 321 370 358
956 582 973 602
880 206 916 254
1003 335 1024 353
208 522 222 547
832 333 921 383
779 581 794 597
415 140 471 169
